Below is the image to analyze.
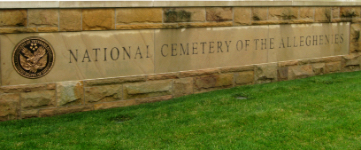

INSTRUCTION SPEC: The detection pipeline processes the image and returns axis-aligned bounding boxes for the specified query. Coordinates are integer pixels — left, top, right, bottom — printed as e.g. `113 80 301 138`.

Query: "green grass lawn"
2 71 361 149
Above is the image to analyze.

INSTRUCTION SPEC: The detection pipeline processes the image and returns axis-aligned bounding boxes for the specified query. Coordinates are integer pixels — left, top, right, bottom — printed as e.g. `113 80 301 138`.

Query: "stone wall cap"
1 0 361 9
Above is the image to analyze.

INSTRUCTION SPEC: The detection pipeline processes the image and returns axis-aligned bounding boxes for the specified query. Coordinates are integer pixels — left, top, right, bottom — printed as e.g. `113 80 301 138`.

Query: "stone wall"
1 5 361 121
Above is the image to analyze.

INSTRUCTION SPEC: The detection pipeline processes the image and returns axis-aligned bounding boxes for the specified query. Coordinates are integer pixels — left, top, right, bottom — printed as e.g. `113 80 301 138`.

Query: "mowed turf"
1 71 361 149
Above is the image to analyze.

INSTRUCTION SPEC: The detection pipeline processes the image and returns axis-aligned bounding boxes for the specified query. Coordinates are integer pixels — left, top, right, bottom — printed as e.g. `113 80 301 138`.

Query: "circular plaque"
12 37 55 79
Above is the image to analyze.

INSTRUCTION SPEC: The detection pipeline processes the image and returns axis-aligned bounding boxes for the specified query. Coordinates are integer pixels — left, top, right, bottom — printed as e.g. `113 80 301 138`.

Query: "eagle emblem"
12 37 55 79
20 44 48 73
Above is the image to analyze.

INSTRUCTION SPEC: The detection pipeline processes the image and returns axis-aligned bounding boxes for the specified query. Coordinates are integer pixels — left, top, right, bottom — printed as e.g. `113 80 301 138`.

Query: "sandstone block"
194 73 233 92
269 7 298 21
288 65 315 80
84 75 146 86
315 7 331 22
21 109 38 119
177 22 232 28
116 24 164 30
252 7 268 21
350 24 361 53
0 100 18 121
179 68 220 78
60 9 82 31
37 27 58 32
57 81 83 106
340 7 360 21
235 71 254 85
206 7 232 22
220 65 254 73
85 84 122 103
20 90 55 110
0 27 36 34
94 100 137 110
0 83 55 94
147 73 179 81
343 54 361 71
255 63 277 84
173 78 193 97
325 61 341 73
0 9 27 27
0 94 20 121
300 7 314 19
164 8 205 23
82 9 115 30
277 67 288 81
312 63 325 75
116 8 162 24
28 9 58 26
332 7 340 19
123 80 172 99
234 7 251 25
278 60 298 67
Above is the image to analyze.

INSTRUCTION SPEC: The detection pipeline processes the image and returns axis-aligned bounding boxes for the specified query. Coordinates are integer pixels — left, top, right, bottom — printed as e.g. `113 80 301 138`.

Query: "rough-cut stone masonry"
1 6 361 121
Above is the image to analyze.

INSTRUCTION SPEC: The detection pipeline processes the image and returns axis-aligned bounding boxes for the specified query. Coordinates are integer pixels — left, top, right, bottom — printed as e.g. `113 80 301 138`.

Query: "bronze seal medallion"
12 37 55 79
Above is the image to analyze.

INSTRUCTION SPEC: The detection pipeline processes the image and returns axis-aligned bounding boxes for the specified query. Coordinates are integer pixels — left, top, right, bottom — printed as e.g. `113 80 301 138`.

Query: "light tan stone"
288 65 315 80
351 24 361 53
164 7 205 23
21 109 38 119
37 27 58 32
0 9 26 27
255 63 277 84
234 7 251 25
312 63 325 75
28 9 58 26
116 24 164 30
0 95 19 121
235 71 254 85
220 65 254 73
278 60 298 67
123 80 172 99
269 7 298 21
194 73 233 92
155 26 269 73
325 61 341 73
178 69 220 78
84 76 146 86
340 7 360 21
94 100 137 110
85 84 122 103
60 9 82 31
173 78 193 97
300 7 314 19
177 22 232 28
278 67 288 81
252 7 268 21
0 27 36 34
268 23 349 63
116 8 162 24
0 83 55 93
332 7 340 19
57 81 83 106
206 7 232 22
82 9 115 30
1 30 154 85
315 7 331 22
147 73 179 81
0 94 19 121
20 90 55 109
